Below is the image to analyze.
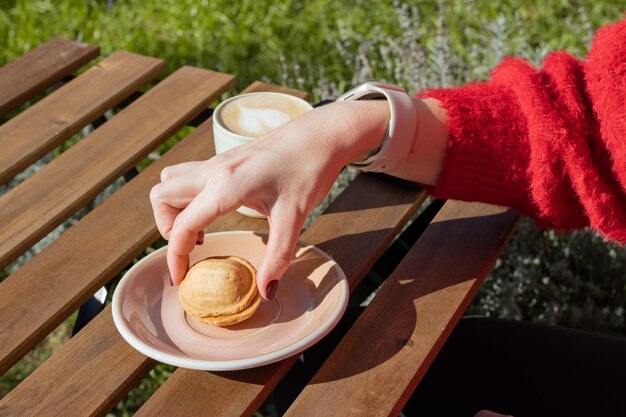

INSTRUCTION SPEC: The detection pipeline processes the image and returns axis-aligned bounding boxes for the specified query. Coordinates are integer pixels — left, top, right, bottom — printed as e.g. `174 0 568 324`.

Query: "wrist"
345 100 391 163
384 98 448 186
336 82 417 172
412 98 448 185
318 100 391 167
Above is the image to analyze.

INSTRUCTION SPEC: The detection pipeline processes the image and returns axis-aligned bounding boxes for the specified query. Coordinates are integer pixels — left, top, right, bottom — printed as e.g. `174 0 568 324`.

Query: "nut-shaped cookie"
179 256 261 326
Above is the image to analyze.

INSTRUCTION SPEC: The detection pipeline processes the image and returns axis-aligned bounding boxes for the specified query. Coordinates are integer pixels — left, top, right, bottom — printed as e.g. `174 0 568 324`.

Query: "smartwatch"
336 81 417 172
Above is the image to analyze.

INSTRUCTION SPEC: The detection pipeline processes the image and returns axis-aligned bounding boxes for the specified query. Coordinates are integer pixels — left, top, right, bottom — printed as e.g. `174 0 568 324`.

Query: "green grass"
1 0 625 415
0 312 77 397
2 0 623 96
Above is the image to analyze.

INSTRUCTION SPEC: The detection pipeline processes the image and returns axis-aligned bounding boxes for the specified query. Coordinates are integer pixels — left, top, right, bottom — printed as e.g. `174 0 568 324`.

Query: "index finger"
167 226 198 285
149 174 205 239
167 187 241 284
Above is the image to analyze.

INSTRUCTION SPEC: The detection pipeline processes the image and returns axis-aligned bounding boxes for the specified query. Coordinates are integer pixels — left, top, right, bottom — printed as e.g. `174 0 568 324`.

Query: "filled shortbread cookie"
179 256 262 326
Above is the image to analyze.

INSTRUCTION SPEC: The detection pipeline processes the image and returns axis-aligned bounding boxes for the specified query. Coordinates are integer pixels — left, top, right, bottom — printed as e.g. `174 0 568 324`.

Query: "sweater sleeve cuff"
417 82 538 218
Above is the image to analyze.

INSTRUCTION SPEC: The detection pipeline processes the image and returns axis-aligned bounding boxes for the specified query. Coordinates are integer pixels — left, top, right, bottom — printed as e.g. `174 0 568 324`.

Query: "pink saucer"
112 231 348 371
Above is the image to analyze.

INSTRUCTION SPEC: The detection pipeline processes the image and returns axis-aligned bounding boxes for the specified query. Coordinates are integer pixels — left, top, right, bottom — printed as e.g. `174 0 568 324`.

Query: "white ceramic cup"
212 92 313 218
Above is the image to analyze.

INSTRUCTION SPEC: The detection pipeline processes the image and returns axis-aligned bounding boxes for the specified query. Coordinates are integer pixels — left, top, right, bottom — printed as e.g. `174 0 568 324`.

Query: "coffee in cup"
213 92 313 217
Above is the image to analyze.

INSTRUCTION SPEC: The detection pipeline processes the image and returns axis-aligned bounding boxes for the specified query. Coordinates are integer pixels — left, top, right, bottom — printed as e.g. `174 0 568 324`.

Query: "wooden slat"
0 66 234 269
285 202 520 417
0 51 165 185
0 38 99 116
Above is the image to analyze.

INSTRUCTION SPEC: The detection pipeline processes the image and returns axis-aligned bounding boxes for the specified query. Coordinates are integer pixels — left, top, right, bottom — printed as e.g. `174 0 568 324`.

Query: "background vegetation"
1 0 625 415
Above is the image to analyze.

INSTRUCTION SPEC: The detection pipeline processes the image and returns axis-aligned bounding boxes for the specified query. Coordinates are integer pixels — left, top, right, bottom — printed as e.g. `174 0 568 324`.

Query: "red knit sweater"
420 18 626 244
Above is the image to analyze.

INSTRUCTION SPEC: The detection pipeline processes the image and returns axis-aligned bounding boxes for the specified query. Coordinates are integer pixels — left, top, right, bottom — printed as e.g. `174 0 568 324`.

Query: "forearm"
416 17 626 243
385 98 448 186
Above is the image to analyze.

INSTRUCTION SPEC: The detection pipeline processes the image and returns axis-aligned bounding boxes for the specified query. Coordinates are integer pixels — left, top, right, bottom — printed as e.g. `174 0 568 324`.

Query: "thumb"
256 208 305 300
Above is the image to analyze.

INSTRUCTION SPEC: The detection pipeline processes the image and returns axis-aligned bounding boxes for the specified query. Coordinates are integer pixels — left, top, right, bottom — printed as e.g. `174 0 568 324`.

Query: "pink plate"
112 231 348 371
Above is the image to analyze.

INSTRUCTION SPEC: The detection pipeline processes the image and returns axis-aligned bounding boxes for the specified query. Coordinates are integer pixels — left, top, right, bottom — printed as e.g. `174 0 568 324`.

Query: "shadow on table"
218 207 518 388
321 172 422 215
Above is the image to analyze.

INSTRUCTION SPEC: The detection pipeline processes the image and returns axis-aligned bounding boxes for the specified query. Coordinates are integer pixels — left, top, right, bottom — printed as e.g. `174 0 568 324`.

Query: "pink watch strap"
337 82 417 172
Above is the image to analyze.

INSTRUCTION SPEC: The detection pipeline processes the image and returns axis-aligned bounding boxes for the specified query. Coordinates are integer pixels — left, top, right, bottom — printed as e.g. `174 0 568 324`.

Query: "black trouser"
405 316 626 416
268 308 626 417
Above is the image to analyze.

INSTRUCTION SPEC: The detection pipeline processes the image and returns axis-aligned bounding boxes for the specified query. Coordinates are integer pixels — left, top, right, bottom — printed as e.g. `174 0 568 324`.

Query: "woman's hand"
150 100 390 299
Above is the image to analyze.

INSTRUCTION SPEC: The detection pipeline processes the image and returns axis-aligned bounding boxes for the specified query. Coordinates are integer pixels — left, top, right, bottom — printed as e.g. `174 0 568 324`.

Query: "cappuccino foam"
219 94 310 138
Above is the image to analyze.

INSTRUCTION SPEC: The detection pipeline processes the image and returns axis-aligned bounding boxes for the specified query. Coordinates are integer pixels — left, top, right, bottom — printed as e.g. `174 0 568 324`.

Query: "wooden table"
0 39 519 417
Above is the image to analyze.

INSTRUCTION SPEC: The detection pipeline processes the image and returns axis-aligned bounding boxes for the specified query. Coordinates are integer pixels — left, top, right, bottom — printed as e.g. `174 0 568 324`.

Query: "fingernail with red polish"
266 280 278 300
169 275 174 287
196 236 204 245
